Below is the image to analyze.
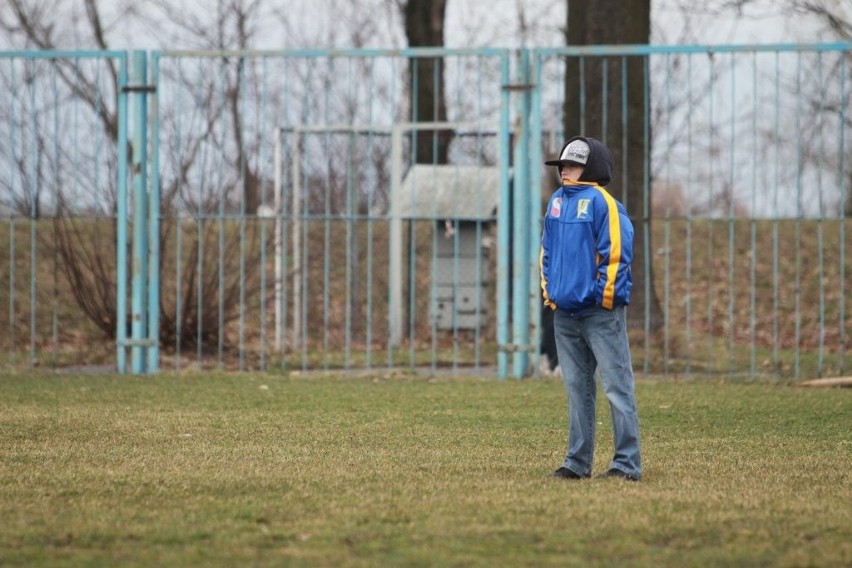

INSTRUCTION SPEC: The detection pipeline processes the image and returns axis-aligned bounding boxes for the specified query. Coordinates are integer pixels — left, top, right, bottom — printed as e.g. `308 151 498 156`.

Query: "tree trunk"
564 0 663 329
403 0 451 164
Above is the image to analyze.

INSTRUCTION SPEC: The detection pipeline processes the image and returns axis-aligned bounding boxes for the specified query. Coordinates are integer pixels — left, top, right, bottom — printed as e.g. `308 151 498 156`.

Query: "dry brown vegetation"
1 217 850 378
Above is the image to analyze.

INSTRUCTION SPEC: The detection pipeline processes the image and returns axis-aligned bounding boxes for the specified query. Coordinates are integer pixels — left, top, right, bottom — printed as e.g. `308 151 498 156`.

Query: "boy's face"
559 163 584 183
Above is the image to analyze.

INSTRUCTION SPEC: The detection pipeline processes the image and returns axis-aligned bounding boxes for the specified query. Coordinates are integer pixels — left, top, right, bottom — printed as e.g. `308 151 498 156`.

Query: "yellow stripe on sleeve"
540 247 556 310
595 188 621 309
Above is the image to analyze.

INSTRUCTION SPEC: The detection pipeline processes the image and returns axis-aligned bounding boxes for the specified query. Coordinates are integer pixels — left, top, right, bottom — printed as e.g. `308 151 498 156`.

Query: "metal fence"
1 44 849 380
0 50 130 371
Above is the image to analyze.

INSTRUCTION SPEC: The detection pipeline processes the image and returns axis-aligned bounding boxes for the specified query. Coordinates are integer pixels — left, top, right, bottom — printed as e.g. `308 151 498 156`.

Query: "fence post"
116 53 130 374
147 52 161 374
130 50 149 374
497 53 512 379
512 49 532 378
528 52 544 378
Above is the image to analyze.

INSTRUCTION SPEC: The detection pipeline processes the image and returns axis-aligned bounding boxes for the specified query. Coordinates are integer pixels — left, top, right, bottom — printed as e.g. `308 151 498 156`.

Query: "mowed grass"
0 373 850 567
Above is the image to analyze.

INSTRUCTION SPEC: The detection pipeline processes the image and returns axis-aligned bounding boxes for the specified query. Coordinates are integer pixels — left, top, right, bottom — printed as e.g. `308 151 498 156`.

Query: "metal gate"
142 48 527 377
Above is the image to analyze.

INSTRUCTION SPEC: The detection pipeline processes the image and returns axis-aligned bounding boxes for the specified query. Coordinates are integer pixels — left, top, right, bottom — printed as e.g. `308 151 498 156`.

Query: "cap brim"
544 159 584 166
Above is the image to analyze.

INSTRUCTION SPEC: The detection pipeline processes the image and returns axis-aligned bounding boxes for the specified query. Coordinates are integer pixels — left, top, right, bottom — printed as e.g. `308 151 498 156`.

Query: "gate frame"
117 50 160 375
143 47 526 378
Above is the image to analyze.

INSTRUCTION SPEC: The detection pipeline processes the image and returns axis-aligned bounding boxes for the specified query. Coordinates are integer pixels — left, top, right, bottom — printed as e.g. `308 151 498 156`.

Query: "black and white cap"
545 136 613 186
544 139 590 166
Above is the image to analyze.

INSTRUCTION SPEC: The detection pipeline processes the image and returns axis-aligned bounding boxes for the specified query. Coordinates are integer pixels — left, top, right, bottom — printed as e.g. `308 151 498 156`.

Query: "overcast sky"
289 0 835 49
34 0 840 51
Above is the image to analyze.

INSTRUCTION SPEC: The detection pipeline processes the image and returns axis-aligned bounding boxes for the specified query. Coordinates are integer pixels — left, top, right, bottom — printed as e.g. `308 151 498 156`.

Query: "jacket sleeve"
593 191 634 309
540 209 557 310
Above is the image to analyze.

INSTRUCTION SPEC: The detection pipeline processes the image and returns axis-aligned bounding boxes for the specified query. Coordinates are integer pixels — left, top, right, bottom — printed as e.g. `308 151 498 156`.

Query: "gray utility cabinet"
397 165 500 331
431 221 490 330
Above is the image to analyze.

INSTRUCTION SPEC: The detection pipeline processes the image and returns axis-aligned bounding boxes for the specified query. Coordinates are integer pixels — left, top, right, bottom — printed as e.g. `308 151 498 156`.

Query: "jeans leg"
553 310 596 477
584 306 642 478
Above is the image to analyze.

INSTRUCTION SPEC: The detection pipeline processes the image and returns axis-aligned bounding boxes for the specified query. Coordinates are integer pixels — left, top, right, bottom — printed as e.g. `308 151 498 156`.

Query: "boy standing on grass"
539 136 642 482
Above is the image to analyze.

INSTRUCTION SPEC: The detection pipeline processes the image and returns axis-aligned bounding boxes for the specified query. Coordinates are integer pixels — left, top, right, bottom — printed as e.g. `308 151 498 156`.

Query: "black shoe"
596 468 640 482
551 466 585 479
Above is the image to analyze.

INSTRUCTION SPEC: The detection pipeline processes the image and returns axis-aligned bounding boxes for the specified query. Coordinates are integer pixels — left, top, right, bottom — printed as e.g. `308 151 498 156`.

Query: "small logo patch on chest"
577 199 591 219
550 197 562 218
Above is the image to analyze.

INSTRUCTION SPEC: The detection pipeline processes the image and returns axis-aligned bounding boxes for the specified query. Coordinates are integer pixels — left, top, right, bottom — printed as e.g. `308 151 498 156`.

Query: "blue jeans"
553 305 642 479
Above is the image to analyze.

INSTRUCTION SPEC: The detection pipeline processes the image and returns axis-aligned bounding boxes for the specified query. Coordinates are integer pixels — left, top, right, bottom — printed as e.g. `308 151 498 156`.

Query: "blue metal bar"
174 57 184 370
212 61 228 369
7 220 14 367
148 52 161 374
116 53 130 374
839 56 848 375
706 54 716 374
196 58 208 368
217 197 224 370
345 127 354 370
474 56 486 373
238 54 247 372
749 52 758 380
816 51 826 377
451 58 461 374
662 53 672 376
27 60 37 369
51 63 61 367
408 59 418 369
365 58 376 370
130 50 149 375
642 55 651 375
344 59 355 370
386 57 397 370
727 52 736 378
534 42 852 58
216 66 227 370
300 129 309 371
794 52 803 381
429 173 439 376
0 50 126 59
322 57 332 371
685 53 693 374
772 51 781 372
529 52 544 378
7 58 17 369
497 53 511 379
279 58 291 371
259 57 269 371
156 47 510 60
71 58 81 206
512 49 531 378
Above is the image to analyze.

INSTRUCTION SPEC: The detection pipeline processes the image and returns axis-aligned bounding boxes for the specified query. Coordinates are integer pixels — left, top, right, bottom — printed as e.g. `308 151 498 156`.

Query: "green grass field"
1 372 850 567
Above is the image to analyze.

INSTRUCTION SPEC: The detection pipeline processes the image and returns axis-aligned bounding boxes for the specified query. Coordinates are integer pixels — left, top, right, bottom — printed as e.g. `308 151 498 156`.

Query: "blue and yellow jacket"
539 180 634 315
